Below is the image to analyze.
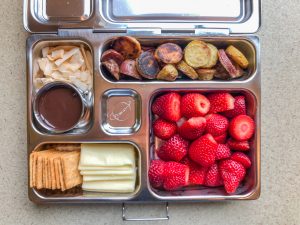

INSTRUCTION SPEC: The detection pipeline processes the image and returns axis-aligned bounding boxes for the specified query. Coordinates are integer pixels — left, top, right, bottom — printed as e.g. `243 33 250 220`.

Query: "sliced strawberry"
181 93 210 118
148 160 165 188
215 144 231 160
188 133 218 167
218 49 241 78
181 157 207 185
153 118 177 140
152 92 181 122
214 133 227 144
156 134 189 162
222 96 246 118
231 152 251 169
227 138 250 151
222 172 241 194
229 115 255 141
205 114 229 136
207 92 234 114
178 117 206 140
163 162 189 190
204 163 223 187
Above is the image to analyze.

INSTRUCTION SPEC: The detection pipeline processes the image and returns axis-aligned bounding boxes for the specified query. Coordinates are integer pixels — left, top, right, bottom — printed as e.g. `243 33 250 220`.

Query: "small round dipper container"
33 81 89 134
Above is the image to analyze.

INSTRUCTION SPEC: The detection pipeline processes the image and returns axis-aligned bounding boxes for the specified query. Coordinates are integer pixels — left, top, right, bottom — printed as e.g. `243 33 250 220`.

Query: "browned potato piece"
184 40 210 68
102 59 120 80
120 59 142 80
202 43 218 68
196 69 216 80
176 60 198 79
214 63 231 80
101 49 124 66
112 36 142 59
157 64 178 81
225 45 249 69
155 43 183 64
136 51 160 79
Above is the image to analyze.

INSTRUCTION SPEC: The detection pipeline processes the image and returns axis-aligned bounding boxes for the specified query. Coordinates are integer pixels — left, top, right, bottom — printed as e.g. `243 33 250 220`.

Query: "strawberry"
181 157 207 185
215 144 231 160
227 138 250 151
188 133 218 167
163 162 189 190
153 118 177 140
148 160 165 188
181 93 210 118
204 163 223 187
222 173 241 194
178 117 206 140
207 92 234 114
152 92 181 122
205 114 229 136
229 115 255 141
156 134 189 162
231 152 251 169
214 133 227 144
222 95 246 118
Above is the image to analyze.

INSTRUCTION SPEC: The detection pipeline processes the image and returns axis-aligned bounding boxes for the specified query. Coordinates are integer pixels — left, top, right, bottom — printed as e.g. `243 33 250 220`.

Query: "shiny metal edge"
27 32 260 203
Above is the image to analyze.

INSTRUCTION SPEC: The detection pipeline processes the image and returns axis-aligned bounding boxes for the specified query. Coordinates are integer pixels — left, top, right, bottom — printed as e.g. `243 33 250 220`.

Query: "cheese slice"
78 165 133 171
80 143 135 167
82 180 135 193
83 175 133 182
80 168 135 176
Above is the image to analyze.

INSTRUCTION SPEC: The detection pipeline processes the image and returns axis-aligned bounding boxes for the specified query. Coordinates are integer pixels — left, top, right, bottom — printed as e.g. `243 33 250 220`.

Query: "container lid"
24 0 261 34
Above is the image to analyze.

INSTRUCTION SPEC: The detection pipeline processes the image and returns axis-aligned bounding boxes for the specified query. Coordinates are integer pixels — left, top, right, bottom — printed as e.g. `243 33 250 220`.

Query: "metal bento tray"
26 32 261 204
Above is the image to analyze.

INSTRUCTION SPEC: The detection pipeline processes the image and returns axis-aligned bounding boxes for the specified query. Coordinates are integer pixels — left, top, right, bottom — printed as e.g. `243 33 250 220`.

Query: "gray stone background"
0 0 299 224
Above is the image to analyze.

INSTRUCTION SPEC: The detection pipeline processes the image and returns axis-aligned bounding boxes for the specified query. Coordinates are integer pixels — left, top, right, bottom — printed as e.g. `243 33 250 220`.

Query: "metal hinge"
126 28 162 35
58 28 94 36
193 28 230 36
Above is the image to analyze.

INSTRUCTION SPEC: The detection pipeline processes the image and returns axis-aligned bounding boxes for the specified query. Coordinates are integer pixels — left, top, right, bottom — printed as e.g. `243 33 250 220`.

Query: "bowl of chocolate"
33 82 85 133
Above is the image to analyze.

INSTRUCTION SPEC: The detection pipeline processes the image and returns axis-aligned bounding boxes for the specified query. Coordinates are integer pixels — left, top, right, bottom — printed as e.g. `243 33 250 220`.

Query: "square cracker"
56 158 66 191
53 158 61 190
36 155 44 189
61 151 82 189
29 152 35 188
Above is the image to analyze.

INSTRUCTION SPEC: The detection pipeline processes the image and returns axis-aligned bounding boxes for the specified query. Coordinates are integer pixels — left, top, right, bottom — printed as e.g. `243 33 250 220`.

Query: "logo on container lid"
109 100 132 122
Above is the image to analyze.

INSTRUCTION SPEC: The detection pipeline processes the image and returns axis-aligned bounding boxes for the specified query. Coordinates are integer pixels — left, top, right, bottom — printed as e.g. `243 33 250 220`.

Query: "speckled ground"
0 0 299 224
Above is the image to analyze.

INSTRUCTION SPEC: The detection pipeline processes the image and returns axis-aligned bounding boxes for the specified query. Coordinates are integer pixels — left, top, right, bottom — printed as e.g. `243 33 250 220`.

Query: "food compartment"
101 89 141 135
148 89 259 200
30 39 94 135
100 36 257 82
29 142 142 203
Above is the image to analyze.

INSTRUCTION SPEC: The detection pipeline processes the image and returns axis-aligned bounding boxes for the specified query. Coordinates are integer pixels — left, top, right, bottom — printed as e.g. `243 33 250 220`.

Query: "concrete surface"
0 0 299 224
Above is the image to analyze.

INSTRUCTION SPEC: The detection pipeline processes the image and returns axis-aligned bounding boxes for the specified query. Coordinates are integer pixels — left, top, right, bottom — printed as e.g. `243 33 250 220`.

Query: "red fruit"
181 93 210 118
223 96 246 118
178 117 206 140
231 152 251 169
181 157 207 185
188 134 218 167
207 92 235 114
205 114 229 136
215 144 231 160
163 162 189 190
156 134 189 162
204 163 223 187
214 133 227 144
148 160 165 188
153 118 177 140
152 92 181 122
229 115 255 141
219 159 246 194
227 138 250 151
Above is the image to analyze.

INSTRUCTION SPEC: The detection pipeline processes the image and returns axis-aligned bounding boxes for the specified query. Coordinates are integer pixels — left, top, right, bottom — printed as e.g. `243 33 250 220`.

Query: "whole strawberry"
153 118 177 140
231 152 251 169
181 93 210 118
207 92 235 114
215 144 231 160
152 92 181 122
227 138 250 151
178 117 206 140
163 161 189 190
223 95 246 118
229 115 255 141
156 134 189 162
189 133 218 167
204 163 223 187
148 160 165 188
205 114 229 136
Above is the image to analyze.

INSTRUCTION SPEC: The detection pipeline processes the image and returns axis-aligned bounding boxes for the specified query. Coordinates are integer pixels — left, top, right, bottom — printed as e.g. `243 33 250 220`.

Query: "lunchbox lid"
23 0 261 34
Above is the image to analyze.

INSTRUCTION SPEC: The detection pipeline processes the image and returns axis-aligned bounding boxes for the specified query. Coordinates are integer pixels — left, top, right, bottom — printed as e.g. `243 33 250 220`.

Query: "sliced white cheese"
80 168 135 176
83 175 133 182
80 143 135 167
78 165 133 171
82 180 135 193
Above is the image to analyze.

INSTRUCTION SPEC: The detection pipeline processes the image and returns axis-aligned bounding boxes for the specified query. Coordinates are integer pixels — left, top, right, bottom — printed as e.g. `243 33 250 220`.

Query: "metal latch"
126 28 162 35
193 28 230 36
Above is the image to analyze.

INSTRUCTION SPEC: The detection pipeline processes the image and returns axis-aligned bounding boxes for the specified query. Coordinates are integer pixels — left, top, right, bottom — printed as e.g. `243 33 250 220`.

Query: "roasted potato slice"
214 62 231 80
102 59 120 80
112 36 142 59
176 60 198 80
136 51 160 79
184 40 210 68
196 69 216 80
225 45 249 69
218 49 243 78
101 49 124 66
203 43 218 68
120 59 142 80
155 43 183 64
156 64 178 81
